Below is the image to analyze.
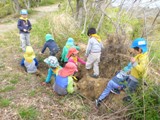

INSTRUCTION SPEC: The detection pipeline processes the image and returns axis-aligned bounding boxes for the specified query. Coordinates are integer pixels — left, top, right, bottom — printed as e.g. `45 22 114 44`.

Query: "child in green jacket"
61 38 80 66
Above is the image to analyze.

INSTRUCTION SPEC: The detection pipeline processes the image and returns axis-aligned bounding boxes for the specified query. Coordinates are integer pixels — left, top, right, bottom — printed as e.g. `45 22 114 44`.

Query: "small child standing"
85 28 104 78
21 46 38 73
67 48 86 67
17 9 32 51
42 56 62 86
41 34 59 56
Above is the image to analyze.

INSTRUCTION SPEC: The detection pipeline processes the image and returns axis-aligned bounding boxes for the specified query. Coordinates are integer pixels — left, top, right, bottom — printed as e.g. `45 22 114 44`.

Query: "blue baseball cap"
131 38 147 53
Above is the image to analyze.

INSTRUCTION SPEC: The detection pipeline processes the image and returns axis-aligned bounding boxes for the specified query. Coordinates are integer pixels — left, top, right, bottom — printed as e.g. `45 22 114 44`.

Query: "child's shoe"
90 74 99 79
123 96 131 102
95 99 101 107
111 89 120 94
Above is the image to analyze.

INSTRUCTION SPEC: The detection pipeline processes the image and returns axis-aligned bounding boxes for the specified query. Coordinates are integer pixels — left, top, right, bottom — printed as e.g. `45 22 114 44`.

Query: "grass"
18 106 39 120
10 79 19 84
0 86 15 93
0 98 10 107
28 90 36 97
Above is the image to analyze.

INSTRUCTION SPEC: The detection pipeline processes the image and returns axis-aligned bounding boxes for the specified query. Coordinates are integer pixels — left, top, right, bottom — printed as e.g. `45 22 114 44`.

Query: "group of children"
18 9 148 107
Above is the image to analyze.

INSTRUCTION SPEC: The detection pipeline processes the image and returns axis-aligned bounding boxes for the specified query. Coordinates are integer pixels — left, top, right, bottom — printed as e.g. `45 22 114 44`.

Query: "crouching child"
53 62 78 95
21 46 38 73
41 34 59 56
42 56 62 86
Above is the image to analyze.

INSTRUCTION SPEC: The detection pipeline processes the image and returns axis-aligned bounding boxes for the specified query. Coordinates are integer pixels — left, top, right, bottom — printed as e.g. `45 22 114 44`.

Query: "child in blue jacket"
17 9 32 51
41 34 59 56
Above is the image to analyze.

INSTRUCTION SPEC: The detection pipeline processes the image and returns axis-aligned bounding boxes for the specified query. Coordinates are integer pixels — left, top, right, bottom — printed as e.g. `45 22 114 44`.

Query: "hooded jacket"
61 44 80 62
17 17 32 33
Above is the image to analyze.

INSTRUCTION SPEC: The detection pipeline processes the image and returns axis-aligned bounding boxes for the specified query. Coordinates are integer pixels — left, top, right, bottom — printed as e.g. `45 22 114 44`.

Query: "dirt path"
0 4 59 35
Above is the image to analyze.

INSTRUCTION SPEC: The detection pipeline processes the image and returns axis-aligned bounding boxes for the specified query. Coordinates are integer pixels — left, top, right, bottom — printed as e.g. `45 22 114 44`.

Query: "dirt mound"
76 34 130 103
77 76 108 100
100 34 130 78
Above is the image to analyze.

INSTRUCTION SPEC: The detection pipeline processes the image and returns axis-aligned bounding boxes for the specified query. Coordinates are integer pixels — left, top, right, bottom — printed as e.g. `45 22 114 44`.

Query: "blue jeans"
98 80 122 101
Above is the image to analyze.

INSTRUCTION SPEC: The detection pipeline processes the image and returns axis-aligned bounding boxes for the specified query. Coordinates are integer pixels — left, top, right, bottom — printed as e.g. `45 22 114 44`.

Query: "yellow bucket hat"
23 46 35 63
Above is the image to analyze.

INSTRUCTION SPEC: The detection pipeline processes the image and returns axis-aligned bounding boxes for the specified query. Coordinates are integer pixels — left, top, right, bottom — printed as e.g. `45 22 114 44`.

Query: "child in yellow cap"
21 46 38 73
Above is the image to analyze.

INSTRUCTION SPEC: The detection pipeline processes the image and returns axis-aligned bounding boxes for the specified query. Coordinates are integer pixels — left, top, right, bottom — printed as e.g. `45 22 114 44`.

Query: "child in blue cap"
95 38 148 107
17 9 32 51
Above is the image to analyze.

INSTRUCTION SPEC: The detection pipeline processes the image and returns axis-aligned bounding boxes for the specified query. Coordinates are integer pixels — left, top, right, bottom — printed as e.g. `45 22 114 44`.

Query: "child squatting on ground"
67 48 86 67
85 28 104 78
41 34 59 56
61 38 80 66
53 62 78 95
17 9 32 51
21 46 38 73
41 56 62 86
95 38 148 107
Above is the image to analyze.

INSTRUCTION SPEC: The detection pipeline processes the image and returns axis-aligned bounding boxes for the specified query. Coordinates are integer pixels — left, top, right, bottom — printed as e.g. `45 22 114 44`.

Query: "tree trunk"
12 0 20 14
24 0 31 9
96 13 104 32
68 0 74 15
75 0 80 20
81 0 88 34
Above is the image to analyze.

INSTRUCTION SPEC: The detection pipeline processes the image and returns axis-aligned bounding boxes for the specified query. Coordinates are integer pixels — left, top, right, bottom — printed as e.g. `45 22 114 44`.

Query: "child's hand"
39 52 43 55
23 29 27 32
130 57 136 63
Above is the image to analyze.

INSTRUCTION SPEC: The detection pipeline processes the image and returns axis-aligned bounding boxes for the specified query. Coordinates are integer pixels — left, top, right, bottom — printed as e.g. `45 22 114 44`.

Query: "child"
41 34 59 56
85 28 104 78
95 38 148 107
42 56 62 86
17 9 32 51
53 62 77 95
67 48 86 67
21 46 38 73
61 38 80 65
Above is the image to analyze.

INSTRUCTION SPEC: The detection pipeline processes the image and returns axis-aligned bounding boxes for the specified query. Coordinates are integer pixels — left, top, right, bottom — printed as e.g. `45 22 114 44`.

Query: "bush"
127 84 160 120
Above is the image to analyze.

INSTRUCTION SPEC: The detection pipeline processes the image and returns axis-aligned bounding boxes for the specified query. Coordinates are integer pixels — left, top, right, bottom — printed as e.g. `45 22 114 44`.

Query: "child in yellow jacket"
96 38 148 107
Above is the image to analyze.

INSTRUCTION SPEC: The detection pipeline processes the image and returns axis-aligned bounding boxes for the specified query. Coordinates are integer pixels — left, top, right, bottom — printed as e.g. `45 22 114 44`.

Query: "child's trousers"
98 80 122 101
20 33 30 51
86 52 101 76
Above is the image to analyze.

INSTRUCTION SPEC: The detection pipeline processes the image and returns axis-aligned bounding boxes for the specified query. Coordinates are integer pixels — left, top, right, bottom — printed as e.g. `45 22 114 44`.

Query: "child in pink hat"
67 48 86 67
53 62 77 95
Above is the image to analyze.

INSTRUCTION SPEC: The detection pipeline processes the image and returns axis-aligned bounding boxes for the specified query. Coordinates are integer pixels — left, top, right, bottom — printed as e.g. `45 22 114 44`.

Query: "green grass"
18 106 39 120
10 79 19 84
9 74 20 84
0 86 15 93
0 98 11 107
28 90 36 97
39 0 63 6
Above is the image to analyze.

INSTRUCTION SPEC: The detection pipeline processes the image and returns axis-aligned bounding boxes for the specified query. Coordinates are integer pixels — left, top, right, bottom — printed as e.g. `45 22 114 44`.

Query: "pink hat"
67 48 79 58
59 62 78 77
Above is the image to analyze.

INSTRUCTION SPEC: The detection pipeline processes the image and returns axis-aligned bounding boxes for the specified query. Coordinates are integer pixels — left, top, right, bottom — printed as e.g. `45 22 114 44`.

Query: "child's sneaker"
123 96 131 102
95 99 101 107
90 74 99 79
111 89 120 94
